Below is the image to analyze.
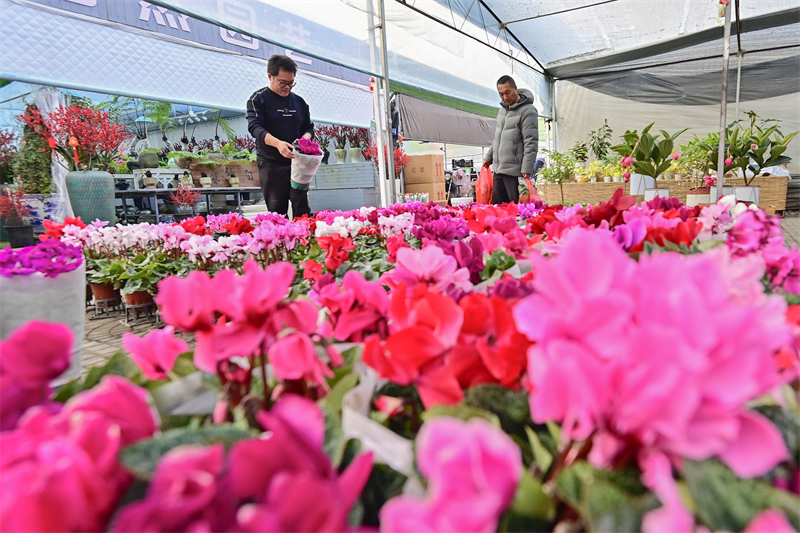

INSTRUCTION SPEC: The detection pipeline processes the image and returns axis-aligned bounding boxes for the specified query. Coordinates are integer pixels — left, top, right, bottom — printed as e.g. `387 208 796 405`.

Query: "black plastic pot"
6 224 35 248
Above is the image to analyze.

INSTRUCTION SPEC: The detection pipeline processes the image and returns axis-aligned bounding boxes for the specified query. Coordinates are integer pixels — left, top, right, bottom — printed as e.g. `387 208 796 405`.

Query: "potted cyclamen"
0 183 34 248
290 138 324 190
17 104 130 224
168 184 201 222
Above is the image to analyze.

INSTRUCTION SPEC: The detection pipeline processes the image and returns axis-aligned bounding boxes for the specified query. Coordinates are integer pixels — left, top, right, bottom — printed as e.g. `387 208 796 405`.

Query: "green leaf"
556 461 658 533
525 426 553 473
171 351 197 377
83 352 144 390
684 459 800 532
359 464 408 527
501 470 557 532
421 403 501 426
322 372 359 414
119 425 257 480
53 378 83 403
320 401 346 467
465 385 531 435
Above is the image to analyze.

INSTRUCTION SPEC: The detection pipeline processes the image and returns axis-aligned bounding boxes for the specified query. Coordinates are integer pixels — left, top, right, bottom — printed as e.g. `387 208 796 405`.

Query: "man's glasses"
274 78 297 89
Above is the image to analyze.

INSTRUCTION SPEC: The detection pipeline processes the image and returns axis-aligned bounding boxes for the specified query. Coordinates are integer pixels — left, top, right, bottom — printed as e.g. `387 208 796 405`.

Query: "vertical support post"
378 0 397 203
367 0 389 207
734 52 742 126
713 1 732 203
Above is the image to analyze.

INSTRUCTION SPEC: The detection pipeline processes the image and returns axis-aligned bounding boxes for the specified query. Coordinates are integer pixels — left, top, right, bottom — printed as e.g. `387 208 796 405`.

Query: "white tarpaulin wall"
0 0 375 127
557 80 800 173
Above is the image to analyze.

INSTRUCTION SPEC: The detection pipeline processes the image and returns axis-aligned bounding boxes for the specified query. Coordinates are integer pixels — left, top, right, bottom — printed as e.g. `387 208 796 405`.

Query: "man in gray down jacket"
483 75 539 204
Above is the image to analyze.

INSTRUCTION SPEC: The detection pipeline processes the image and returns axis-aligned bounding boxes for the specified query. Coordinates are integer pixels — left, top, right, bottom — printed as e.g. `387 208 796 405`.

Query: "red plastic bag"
524 176 541 203
476 166 493 204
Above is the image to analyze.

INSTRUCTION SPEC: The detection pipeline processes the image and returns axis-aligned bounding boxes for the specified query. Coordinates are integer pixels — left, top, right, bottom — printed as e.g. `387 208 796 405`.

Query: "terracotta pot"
89 283 120 305
689 186 710 194
124 291 154 306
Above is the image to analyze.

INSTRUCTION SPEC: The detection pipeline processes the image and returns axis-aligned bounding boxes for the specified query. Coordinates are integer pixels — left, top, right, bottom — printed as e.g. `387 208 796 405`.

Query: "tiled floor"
78 214 800 375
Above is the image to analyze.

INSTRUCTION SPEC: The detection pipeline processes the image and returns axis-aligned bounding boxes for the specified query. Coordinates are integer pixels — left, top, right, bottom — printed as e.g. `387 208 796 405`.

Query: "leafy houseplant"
611 123 688 180
745 123 797 184
314 126 334 164
538 149 577 204
570 141 589 164
12 108 51 195
587 119 613 160
0 130 18 186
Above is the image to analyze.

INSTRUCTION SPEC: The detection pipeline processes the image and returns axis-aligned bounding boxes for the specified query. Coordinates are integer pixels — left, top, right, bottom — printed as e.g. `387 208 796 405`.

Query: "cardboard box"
405 181 447 204
405 154 445 184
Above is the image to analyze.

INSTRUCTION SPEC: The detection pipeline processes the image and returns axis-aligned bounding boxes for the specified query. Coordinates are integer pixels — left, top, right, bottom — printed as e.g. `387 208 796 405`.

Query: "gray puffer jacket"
485 88 539 177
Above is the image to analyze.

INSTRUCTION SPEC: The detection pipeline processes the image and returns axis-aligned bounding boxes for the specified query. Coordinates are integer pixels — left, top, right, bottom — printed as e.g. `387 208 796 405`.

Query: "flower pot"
173 213 194 222
349 147 362 163
734 186 760 204
662 172 674 181
0 261 86 386
613 176 623 182
603 175 613 183
644 188 670 201
629 174 655 195
124 291 154 306
199 177 213 188
90 282 120 305
686 194 710 207
22 194 60 233
229 177 240 187
575 175 589 183
689 186 710 195
5 224 35 248
65 170 115 224
589 176 597 183
334 148 347 164
138 152 160 169
143 177 158 188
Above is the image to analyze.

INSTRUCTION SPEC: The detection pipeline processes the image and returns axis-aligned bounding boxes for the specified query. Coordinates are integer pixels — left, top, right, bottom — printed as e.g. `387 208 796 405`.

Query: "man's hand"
522 173 531 180
277 140 295 159
483 160 491 168
302 133 312 140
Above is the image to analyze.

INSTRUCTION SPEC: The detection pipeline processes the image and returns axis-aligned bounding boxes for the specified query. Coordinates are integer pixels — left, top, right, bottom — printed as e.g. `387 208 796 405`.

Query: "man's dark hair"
268 54 298 76
496 75 516 88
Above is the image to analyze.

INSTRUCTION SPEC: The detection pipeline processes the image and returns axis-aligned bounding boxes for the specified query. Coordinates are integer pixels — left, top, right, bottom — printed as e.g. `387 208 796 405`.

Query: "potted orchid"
0 183 33 248
611 123 687 194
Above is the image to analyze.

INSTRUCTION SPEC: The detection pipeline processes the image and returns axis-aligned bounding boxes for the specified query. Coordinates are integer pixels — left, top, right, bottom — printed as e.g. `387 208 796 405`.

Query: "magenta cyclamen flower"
297 137 323 156
380 417 522 533
513 229 790 532
380 245 472 297
0 241 83 278
123 326 189 380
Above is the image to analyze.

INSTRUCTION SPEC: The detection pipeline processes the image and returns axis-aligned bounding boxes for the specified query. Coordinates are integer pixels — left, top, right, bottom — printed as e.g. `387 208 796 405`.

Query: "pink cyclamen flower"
513 229 790 531
671 152 679 160
744 509 797 533
111 444 233 532
380 417 522 533
380 245 471 297
123 326 188 380
0 321 72 430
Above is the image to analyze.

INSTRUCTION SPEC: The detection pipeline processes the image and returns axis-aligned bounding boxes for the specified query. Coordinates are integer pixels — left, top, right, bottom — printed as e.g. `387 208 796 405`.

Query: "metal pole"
378 0 397 202
713 2 732 203
367 0 389 207
734 52 742 124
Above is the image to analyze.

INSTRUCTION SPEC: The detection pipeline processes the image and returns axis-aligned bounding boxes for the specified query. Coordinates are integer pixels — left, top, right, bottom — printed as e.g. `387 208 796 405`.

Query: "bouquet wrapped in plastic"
291 137 324 190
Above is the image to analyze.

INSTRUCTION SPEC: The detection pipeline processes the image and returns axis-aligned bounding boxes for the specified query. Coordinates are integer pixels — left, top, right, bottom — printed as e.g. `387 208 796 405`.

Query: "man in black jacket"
247 54 314 217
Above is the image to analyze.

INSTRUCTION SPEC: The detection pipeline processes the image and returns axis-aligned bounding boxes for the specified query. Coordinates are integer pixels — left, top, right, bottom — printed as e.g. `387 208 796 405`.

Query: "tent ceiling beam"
499 0 620 27
549 6 800 79
558 43 800 80
474 0 550 76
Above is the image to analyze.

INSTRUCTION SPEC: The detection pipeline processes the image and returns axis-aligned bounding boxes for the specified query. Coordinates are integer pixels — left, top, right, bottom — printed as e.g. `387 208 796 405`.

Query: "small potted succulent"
0 183 34 248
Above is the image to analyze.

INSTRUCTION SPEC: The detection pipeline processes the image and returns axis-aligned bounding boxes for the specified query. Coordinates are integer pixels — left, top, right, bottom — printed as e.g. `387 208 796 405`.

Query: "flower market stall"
2 188 800 532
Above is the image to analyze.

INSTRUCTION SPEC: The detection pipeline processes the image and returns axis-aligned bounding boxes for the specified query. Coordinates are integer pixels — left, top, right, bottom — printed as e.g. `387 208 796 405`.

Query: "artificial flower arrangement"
2 191 799 532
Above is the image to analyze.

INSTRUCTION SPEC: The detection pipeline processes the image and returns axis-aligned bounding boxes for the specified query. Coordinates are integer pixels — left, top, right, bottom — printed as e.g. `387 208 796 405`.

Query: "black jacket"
246 87 314 165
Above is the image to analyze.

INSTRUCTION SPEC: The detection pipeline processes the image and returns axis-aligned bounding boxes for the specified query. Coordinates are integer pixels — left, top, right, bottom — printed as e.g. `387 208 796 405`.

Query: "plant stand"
123 291 157 326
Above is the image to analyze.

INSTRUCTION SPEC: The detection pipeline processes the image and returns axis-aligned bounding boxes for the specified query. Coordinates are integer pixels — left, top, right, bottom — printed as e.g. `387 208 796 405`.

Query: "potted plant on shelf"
611 123 687 195
85 256 126 308
588 119 613 161
168 184 200 221
314 125 334 164
740 122 798 204
347 128 368 163
0 182 34 248
331 125 349 164
17 104 131 224
137 148 161 169
538 149 577 204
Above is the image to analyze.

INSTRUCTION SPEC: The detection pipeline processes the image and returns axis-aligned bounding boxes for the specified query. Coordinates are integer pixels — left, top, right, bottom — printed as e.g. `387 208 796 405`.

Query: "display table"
116 187 260 223
535 176 788 210
116 169 191 190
